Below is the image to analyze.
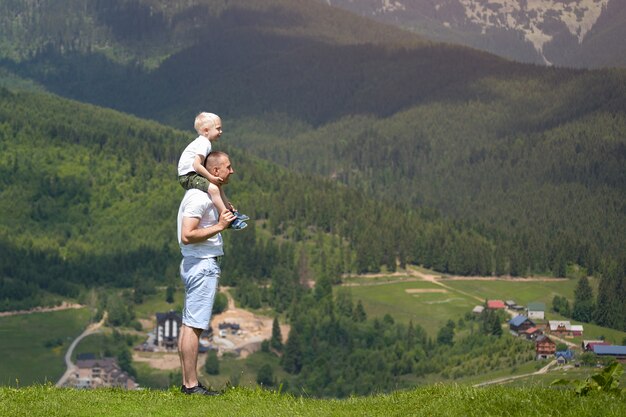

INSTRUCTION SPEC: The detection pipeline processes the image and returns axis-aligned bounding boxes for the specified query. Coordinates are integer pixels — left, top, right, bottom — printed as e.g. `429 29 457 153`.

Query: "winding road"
56 313 107 387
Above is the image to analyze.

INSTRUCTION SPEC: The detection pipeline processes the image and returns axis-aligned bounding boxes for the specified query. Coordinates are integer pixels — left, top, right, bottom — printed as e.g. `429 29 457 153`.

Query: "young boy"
177 112 249 229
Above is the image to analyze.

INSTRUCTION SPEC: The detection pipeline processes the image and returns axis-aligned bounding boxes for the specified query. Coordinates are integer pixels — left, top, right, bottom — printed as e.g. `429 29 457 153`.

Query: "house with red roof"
487 300 506 310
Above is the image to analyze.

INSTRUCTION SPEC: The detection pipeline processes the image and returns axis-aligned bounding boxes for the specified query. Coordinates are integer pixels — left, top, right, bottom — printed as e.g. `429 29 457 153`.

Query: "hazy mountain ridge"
0 0 425 68
322 0 625 68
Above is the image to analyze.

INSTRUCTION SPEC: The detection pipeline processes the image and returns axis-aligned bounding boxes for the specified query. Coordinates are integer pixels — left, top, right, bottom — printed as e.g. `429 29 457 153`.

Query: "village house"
592 345 626 364
487 300 505 310
582 340 609 352
526 302 546 320
69 357 138 390
535 335 556 360
508 315 535 335
505 300 524 311
555 349 575 364
548 320 584 337
519 326 542 340
156 310 182 350
472 305 484 315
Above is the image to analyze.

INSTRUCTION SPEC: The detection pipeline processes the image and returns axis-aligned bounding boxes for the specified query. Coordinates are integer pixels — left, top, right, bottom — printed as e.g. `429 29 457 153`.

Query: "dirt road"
56 313 107 387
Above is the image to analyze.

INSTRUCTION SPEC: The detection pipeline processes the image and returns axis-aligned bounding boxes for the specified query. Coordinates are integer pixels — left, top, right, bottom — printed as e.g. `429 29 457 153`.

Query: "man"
177 151 237 395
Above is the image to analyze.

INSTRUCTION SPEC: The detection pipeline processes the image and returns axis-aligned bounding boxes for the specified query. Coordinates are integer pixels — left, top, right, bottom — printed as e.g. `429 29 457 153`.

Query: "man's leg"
179 324 203 388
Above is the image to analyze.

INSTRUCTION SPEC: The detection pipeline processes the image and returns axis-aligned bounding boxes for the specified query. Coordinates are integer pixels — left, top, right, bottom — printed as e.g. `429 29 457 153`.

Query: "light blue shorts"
179 257 220 330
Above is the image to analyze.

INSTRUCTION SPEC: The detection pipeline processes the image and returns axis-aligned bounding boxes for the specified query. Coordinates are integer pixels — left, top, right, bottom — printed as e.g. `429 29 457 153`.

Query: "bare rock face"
322 0 623 68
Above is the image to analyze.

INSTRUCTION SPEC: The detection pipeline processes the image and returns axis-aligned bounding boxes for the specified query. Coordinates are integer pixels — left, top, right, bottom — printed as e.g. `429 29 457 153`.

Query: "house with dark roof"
69 357 138 390
535 335 556 360
508 315 535 334
156 310 182 350
582 340 609 351
592 345 626 363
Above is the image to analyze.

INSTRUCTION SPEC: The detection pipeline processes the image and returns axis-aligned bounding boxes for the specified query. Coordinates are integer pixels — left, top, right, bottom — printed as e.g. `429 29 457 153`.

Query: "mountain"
1 0 625 312
320 0 626 68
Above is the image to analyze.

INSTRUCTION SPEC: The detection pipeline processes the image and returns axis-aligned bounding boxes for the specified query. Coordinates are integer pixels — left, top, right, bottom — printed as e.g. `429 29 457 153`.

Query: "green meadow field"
0 308 91 386
341 271 626 343
342 278 476 336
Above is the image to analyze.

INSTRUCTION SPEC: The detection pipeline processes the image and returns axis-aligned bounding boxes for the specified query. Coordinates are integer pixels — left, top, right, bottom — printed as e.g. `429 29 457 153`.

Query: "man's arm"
192 155 223 184
181 209 235 244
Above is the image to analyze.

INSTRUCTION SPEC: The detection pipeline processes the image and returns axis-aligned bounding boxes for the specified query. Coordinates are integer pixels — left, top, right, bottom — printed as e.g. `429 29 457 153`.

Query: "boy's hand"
218 209 236 230
208 173 224 185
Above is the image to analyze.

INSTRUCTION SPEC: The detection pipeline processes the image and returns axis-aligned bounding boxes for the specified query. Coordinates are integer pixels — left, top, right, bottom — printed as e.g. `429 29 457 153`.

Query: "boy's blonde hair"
194 112 219 135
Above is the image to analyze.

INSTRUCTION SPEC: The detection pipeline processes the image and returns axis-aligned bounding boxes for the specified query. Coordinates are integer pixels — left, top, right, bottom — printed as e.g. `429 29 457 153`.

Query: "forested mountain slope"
0 88 486 313
1 0 625 331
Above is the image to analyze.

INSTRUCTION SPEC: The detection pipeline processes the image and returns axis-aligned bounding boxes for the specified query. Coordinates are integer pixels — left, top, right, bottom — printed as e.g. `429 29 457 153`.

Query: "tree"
572 277 595 323
165 285 175 304
352 300 367 322
212 292 228 315
256 363 274 387
204 349 220 375
281 327 303 374
437 325 454 346
270 317 283 352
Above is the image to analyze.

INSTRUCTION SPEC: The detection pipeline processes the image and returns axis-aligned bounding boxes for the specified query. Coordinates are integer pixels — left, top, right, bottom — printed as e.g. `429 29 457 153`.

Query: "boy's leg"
178 173 209 193
219 187 249 221
207 183 227 213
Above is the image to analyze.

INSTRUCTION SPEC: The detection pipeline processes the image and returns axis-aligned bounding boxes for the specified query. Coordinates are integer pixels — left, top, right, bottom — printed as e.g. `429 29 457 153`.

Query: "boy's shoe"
181 382 220 396
232 211 250 221
230 219 248 230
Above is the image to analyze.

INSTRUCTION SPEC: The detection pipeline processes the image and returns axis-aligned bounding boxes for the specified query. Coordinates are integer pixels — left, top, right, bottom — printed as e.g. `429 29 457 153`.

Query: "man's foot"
181 383 220 396
232 211 250 222
230 219 248 230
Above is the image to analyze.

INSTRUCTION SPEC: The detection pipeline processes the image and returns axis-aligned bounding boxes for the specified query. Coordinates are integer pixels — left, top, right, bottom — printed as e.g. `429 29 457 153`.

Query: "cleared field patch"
0 308 91 386
440 278 583 306
405 288 448 294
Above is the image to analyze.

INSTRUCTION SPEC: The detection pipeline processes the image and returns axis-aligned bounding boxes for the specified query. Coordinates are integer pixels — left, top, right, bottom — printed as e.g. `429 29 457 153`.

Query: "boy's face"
203 118 223 141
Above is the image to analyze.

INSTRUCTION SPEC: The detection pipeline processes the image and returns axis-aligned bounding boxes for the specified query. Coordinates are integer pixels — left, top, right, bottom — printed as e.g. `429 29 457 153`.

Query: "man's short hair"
205 151 228 170
194 112 219 134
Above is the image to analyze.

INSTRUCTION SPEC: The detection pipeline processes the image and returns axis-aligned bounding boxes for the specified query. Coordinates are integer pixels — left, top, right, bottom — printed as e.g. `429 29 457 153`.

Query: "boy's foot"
232 211 250 221
230 219 248 230
181 383 220 396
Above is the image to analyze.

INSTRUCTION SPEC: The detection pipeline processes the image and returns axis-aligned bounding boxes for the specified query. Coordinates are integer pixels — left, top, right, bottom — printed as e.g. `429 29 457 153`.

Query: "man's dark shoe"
181 382 220 396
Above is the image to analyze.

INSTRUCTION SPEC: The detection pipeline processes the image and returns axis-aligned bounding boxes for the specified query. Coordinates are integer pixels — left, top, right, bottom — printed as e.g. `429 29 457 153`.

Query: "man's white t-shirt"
177 135 212 176
177 189 224 258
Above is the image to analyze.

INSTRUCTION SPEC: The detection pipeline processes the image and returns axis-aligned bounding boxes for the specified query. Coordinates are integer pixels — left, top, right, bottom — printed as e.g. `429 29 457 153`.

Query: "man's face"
215 156 234 183
205 118 223 141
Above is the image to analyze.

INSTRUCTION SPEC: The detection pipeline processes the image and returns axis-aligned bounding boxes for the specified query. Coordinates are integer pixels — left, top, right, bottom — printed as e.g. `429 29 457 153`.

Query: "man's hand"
218 209 236 230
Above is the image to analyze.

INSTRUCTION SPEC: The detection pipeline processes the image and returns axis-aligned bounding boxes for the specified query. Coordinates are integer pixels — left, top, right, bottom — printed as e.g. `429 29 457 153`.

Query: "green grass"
343 279 478 336
505 366 626 388
196 350 290 390
0 308 91 386
1 384 625 416
343 272 626 343
441 278 584 306
133 288 184 321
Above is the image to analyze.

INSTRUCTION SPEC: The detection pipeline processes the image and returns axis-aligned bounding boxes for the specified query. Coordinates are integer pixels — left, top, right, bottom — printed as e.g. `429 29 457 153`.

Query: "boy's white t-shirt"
178 135 211 176
177 189 224 258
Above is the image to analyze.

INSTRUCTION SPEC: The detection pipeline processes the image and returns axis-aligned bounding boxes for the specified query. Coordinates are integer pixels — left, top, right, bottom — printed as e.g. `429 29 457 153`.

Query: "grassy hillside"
0 309 91 386
1 384 625 417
